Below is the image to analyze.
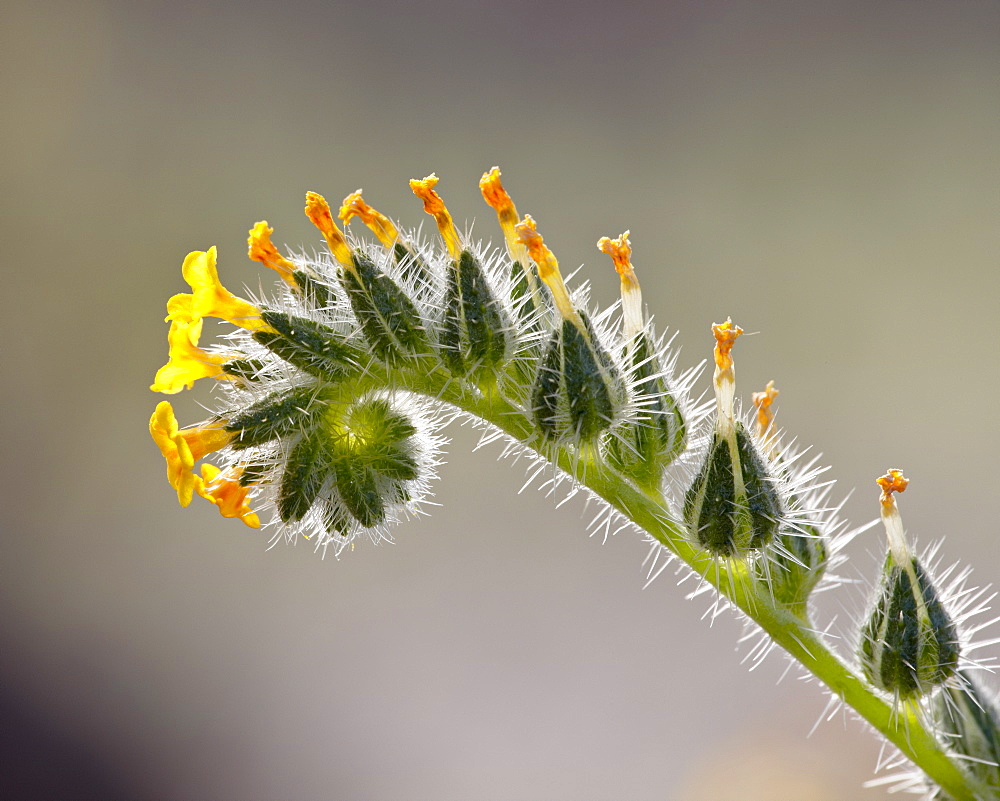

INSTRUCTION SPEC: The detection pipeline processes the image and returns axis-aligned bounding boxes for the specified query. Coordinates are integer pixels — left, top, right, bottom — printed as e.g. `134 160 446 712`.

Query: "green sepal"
254 311 361 379
342 252 428 364
932 670 1000 791
327 398 420 528
531 314 625 443
292 269 335 309
859 552 959 699
237 461 271 487
221 358 266 381
606 333 687 491
393 242 432 284
684 423 782 556
759 523 828 613
278 431 333 523
439 250 511 378
224 385 328 450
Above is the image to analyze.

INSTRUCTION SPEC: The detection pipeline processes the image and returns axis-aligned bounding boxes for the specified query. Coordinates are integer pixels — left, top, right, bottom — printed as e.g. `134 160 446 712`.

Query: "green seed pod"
532 314 625 443
932 671 1000 792
341 252 428 363
859 551 960 699
255 311 361 380
683 423 783 556
439 250 512 379
606 332 687 492
224 385 329 450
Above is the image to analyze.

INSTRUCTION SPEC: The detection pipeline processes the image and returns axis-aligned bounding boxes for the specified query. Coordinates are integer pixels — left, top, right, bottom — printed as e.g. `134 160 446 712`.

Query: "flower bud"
596 232 686 491
276 396 424 533
858 471 960 699
684 321 782 556
439 250 512 380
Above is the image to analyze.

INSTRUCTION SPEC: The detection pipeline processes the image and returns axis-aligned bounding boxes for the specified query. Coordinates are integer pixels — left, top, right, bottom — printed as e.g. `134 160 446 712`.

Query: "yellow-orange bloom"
198 464 260 528
479 167 532 273
305 192 354 267
150 316 233 394
150 402 235 507
515 215 580 326
248 222 297 287
179 247 270 331
150 401 202 506
338 189 399 249
409 174 462 259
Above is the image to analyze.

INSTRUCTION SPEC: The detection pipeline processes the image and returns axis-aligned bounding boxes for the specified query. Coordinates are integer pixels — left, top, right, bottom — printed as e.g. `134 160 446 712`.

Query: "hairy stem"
368 360 984 801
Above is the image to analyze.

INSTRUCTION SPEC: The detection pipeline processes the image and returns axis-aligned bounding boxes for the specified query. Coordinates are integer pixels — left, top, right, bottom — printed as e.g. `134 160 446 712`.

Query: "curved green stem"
350 360 982 800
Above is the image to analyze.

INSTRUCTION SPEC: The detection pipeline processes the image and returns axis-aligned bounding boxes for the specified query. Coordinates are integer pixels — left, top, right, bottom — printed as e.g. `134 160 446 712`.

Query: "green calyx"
254 311 362 380
684 423 783 557
531 314 625 444
606 332 687 493
859 552 959 699
341 252 429 364
276 396 422 531
758 522 828 615
439 250 512 380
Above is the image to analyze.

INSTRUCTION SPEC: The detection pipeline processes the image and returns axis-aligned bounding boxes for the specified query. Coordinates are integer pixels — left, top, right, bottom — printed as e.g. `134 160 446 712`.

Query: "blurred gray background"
2 1 998 798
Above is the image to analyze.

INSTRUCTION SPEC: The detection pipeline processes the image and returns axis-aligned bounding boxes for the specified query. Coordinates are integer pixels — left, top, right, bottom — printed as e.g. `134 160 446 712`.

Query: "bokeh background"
2 1 999 798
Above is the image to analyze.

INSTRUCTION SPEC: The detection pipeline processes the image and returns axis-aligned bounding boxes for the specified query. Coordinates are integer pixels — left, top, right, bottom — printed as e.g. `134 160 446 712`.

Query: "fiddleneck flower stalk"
147 169 997 801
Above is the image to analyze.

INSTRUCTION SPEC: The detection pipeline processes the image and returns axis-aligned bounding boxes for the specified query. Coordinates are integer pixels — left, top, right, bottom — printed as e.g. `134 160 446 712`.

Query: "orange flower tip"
597 231 634 278
409 174 462 258
877 469 909 504
247 221 296 281
752 380 779 440
514 214 543 256
304 191 353 266
199 465 260 528
479 166 516 216
408 174 443 213
751 380 779 412
338 189 399 247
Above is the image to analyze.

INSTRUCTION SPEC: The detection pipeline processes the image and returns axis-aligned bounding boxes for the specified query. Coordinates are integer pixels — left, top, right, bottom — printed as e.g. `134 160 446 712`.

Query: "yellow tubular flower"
751 380 780 458
409 174 462 260
597 231 643 339
150 316 234 394
248 222 298 287
711 318 743 433
479 167 532 270
304 192 354 269
180 247 271 331
514 215 582 328
198 464 260 528
338 189 400 249
149 401 203 506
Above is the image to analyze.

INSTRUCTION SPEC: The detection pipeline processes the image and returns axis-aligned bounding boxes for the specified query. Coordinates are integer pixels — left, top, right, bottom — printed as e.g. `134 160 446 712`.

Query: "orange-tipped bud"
597 231 642 338
338 189 400 249
198 464 260 528
409 174 462 259
305 191 353 267
877 468 909 506
480 166 532 270
712 318 743 373
752 380 779 440
248 222 297 287
515 215 579 325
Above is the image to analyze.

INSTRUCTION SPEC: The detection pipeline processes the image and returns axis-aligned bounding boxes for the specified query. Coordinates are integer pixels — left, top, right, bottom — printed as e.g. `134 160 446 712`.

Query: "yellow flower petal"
149 401 202 507
181 247 270 331
198 464 261 528
150 317 233 394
